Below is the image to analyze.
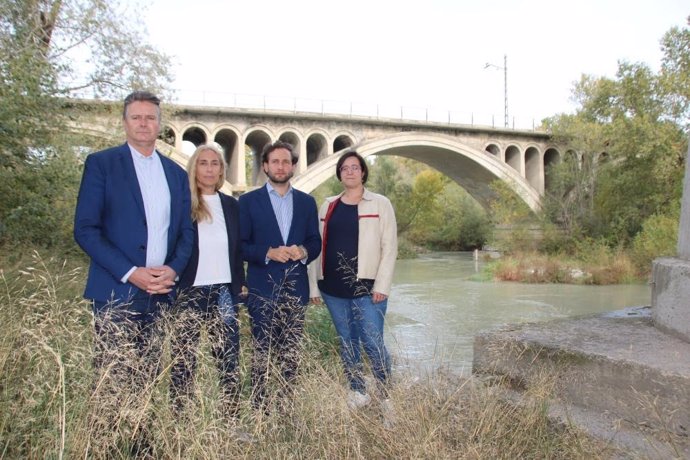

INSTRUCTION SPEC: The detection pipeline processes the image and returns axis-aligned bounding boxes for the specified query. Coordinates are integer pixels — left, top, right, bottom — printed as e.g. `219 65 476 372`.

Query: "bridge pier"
651 141 690 341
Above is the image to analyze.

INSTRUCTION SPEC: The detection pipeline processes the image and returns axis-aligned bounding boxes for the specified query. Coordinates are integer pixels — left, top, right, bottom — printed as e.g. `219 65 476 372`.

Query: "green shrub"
0 149 83 249
396 236 420 259
631 211 679 274
538 221 576 255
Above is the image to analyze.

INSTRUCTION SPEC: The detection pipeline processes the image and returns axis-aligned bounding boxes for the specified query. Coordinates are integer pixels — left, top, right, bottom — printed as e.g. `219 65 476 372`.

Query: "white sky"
140 0 688 127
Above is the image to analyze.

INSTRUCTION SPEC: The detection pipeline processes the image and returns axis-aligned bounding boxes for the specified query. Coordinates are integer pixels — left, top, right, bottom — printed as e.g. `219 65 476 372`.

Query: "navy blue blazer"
239 185 321 307
179 192 246 296
74 143 194 303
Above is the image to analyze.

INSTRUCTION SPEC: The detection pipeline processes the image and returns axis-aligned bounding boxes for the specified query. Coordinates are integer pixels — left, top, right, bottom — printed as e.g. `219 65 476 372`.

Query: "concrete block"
473 310 690 451
652 257 690 342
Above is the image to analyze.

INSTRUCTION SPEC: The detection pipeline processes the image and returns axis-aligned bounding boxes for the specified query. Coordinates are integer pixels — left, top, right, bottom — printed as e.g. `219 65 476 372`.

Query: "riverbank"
481 250 643 284
1 248 618 458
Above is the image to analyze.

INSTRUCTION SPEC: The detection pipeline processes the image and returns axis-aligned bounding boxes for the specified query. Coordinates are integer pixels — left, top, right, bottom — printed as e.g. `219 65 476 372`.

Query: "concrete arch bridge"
69 100 564 212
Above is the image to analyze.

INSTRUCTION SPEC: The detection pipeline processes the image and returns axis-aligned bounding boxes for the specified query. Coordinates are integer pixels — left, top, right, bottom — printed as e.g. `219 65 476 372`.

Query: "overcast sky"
140 0 688 127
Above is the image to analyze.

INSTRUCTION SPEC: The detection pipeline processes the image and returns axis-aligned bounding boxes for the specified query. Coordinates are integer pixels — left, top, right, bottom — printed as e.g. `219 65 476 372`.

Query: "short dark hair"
261 140 298 165
336 150 368 184
123 91 161 119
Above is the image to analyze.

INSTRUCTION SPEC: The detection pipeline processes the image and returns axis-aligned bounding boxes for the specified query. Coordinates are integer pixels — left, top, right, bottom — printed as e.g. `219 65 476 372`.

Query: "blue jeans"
321 292 391 393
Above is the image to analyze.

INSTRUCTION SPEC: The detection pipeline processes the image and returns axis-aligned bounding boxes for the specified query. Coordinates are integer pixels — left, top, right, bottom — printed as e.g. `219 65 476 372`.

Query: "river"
386 252 651 376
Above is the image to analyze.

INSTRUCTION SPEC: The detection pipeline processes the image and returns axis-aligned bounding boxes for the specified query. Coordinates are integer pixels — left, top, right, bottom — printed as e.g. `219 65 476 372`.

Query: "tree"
394 169 445 235
542 20 689 248
659 16 690 127
310 174 342 208
425 182 491 250
542 112 607 240
0 0 172 166
368 156 399 198
2 0 172 98
0 0 173 246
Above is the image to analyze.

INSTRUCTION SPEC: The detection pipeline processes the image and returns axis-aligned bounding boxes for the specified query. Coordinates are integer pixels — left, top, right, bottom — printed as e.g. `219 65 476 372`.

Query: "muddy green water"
386 252 651 375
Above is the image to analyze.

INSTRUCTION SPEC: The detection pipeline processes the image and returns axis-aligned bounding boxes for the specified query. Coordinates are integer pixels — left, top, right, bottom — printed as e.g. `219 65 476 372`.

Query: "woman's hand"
372 292 388 303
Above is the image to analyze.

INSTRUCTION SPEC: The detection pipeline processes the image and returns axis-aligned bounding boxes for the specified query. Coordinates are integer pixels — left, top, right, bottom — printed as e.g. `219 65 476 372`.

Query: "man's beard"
265 170 294 184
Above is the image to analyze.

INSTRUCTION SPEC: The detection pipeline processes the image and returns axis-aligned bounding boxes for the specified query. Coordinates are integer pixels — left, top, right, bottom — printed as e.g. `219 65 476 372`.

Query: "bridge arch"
485 142 502 161
292 132 542 213
333 131 356 154
244 127 274 185
544 147 560 192
213 127 241 183
181 123 211 153
306 130 329 165
505 144 522 174
525 145 542 193
278 130 305 173
160 125 178 147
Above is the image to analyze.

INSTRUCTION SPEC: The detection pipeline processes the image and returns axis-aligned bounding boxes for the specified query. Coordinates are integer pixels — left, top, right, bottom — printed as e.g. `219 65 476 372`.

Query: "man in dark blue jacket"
74 91 194 402
239 140 321 411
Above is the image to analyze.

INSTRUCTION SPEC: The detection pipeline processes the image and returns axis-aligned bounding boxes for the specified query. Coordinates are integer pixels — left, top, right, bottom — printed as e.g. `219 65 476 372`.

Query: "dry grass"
0 251 612 459
487 250 640 285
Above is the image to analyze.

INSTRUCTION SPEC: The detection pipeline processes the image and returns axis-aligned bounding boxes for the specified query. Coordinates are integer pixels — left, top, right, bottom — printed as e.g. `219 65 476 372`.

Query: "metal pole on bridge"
484 54 509 128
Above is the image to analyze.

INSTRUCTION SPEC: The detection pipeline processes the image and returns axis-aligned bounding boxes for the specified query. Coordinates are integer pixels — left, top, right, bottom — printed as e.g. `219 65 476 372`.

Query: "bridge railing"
169 89 544 132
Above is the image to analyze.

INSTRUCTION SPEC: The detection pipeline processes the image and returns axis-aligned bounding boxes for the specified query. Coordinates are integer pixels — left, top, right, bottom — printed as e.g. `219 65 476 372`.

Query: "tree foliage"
659 17 690 126
0 0 172 246
368 156 401 199
424 182 492 250
541 18 689 251
0 0 172 166
488 179 533 226
395 169 445 235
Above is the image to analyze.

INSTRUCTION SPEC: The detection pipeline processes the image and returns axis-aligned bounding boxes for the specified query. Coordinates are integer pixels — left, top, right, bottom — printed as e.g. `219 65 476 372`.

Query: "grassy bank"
0 249 615 458
483 249 643 285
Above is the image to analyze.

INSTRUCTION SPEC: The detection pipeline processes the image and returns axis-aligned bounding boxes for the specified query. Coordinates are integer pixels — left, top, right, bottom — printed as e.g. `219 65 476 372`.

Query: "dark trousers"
170 284 240 416
91 293 170 453
248 296 306 411
92 293 170 391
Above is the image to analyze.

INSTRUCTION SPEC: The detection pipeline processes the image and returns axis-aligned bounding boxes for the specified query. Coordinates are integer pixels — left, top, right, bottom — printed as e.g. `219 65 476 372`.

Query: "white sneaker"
381 398 396 430
346 390 371 410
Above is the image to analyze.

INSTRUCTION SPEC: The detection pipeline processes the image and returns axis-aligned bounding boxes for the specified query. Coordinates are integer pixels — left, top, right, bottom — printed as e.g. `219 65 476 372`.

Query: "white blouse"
193 194 232 287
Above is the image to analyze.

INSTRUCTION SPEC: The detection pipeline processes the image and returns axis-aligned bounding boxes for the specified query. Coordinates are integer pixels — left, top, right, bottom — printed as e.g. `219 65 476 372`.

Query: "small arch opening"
334 135 354 154
505 145 521 172
245 130 272 186
307 133 328 165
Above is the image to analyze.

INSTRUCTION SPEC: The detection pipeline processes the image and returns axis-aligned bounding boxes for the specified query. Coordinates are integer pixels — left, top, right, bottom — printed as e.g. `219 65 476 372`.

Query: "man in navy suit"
74 91 194 395
239 140 321 411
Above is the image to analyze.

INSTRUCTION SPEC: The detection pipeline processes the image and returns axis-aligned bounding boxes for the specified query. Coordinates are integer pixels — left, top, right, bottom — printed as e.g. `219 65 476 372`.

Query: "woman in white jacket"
309 151 398 411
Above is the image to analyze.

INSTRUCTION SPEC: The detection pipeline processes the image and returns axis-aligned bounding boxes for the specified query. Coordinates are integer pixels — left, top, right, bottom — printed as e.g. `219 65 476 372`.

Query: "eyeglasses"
339 165 361 173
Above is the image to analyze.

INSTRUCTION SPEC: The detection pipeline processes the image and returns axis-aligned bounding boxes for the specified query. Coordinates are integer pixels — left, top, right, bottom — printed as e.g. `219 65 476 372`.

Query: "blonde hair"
187 143 227 223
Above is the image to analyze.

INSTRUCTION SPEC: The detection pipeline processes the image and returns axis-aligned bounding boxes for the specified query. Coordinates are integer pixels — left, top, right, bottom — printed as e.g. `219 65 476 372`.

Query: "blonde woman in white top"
170 143 246 418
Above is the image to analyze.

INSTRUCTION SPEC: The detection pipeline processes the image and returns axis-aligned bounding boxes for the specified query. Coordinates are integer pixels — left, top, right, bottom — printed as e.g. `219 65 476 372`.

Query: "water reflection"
386 252 651 376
